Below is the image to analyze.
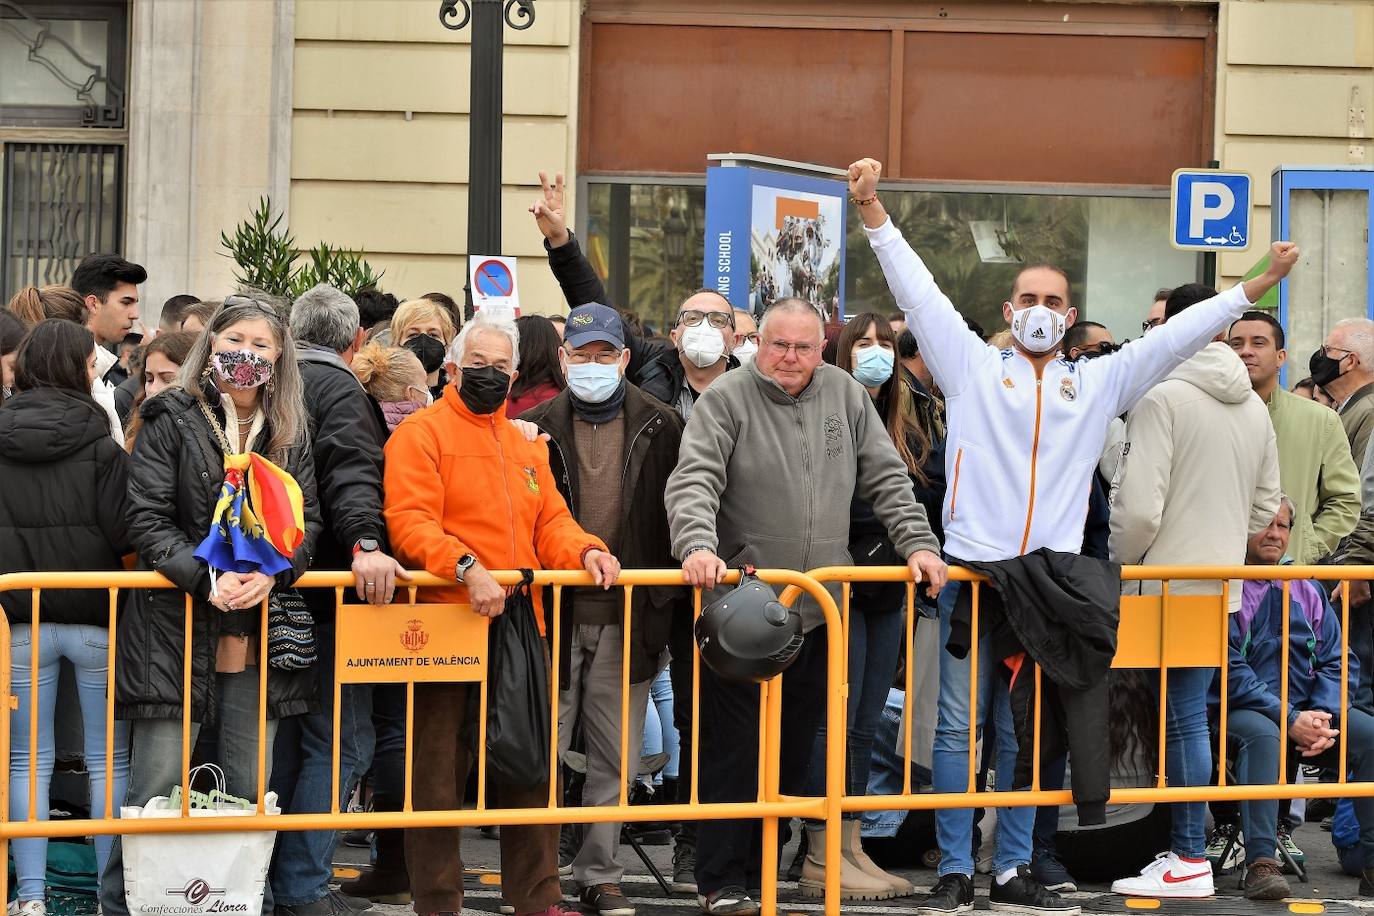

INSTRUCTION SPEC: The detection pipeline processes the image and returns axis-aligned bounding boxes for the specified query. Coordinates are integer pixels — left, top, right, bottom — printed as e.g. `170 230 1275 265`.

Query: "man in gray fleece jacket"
665 298 944 915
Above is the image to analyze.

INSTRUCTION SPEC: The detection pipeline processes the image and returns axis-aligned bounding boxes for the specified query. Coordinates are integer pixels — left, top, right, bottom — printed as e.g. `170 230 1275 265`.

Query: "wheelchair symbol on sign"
1202 227 1247 246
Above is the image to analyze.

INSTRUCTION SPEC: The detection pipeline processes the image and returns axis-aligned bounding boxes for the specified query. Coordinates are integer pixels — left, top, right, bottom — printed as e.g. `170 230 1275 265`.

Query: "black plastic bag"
483 571 551 788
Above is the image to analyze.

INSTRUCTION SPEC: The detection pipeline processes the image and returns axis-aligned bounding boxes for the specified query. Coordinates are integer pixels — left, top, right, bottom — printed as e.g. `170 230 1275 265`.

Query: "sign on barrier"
335 603 488 683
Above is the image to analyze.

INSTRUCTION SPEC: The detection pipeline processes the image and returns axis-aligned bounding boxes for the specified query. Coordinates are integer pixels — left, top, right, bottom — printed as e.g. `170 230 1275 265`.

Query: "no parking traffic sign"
469 255 521 320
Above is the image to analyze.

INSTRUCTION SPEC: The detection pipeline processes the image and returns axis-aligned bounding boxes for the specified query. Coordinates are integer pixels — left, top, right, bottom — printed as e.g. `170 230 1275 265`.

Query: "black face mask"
458 365 510 415
405 335 447 375
1310 348 1349 388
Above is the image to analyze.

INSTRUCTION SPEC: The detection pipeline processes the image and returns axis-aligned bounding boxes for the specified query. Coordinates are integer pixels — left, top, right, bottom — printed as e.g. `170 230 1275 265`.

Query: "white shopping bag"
121 765 280 916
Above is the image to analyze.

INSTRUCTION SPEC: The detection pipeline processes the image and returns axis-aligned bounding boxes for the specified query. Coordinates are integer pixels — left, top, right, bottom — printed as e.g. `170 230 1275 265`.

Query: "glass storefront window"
584 179 1195 342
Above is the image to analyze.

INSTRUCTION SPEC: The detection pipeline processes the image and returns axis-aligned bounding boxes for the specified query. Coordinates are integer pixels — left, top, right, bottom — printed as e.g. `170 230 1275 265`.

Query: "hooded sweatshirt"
0 387 132 625
1109 341 1281 605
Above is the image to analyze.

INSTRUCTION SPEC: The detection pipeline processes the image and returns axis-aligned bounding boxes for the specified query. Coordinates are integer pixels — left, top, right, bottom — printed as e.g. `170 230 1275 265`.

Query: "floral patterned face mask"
212 348 275 390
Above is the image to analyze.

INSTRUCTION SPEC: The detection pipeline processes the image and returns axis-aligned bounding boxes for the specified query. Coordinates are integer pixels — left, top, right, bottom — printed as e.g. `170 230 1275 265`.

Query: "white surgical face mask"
680 322 727 369
1009 304 1067 354
566 361 622 403
733 339 758 367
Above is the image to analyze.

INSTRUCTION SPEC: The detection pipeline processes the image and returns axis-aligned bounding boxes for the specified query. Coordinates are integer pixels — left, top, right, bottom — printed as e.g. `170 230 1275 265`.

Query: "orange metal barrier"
793 564 1374 831
2 564 1371 916
0 569 847 916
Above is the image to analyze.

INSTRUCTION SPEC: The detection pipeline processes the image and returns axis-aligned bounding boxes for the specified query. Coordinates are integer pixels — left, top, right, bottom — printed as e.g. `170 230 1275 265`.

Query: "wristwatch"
455 554 477 582
352 538 380 557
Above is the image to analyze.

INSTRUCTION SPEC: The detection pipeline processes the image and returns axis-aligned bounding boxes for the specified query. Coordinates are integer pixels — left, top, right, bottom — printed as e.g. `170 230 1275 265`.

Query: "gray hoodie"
666 359 940 631
1109 340 1281 604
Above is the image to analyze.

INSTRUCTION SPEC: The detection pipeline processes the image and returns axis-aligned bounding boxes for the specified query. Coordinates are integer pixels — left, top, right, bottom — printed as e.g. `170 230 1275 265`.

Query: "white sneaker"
8 901 46 916
1111 852 1214 898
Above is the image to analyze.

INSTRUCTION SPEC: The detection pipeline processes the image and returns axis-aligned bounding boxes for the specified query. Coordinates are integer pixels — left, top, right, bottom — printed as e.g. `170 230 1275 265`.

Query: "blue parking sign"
1171 169 1253 252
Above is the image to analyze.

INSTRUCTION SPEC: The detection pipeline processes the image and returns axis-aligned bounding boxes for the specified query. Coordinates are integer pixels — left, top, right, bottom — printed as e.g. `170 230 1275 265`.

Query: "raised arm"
1098 242 1299 416
531 170 612 308
849 158 992 398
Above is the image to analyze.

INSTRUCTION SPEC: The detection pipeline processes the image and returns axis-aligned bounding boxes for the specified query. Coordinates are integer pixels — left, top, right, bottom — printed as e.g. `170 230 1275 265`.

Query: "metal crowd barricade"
0 568 848 916
793 563 1374 832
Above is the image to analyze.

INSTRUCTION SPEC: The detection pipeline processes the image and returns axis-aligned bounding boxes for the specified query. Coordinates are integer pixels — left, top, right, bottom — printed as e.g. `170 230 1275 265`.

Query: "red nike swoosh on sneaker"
1162 871 1210 884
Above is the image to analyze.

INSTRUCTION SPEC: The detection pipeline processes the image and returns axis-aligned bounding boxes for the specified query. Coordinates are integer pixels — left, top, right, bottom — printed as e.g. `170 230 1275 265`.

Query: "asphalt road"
333 818 1373 916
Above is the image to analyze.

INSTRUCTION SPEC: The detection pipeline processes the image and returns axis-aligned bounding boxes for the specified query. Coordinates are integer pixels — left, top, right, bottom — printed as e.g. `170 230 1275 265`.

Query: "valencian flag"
194 452 306 586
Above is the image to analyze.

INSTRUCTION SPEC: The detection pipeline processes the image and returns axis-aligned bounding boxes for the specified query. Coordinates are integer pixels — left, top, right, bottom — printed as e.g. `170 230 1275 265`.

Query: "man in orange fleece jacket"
383 313 621 916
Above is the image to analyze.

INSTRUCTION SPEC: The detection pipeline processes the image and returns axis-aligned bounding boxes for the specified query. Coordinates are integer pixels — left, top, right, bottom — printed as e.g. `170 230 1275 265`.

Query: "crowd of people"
0 159 1368 916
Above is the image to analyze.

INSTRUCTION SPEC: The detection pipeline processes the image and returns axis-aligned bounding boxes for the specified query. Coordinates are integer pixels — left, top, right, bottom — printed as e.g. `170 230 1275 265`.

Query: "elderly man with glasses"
665 297 946 916
637 290 740 420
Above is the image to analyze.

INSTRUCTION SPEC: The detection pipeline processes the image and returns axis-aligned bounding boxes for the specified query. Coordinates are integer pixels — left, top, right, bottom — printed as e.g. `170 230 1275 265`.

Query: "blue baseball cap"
564 303 625 349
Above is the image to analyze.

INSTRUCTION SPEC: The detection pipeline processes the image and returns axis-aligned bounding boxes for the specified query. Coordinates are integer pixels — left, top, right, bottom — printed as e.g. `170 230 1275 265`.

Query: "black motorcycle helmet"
694 567 804 684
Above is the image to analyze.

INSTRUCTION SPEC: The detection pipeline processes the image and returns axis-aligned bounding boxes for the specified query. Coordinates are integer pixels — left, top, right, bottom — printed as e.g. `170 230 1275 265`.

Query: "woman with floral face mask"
101 297 321 916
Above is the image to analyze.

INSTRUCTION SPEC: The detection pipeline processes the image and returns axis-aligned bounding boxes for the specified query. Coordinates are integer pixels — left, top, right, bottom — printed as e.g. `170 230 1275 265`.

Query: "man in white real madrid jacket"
848 157 1299 916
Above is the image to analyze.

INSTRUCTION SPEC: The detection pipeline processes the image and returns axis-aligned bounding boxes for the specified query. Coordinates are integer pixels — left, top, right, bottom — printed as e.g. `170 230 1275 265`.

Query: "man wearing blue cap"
521 303 687 916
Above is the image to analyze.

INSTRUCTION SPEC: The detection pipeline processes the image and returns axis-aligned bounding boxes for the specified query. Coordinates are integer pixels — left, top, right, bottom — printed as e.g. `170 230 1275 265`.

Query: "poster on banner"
704 165 847 321
469 255 521 320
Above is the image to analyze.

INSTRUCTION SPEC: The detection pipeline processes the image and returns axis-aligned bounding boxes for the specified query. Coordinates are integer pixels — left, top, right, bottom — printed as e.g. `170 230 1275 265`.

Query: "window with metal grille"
1 142 123 298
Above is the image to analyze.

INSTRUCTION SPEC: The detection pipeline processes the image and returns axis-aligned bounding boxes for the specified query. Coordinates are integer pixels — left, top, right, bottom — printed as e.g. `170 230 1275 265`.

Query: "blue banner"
703 166 848 321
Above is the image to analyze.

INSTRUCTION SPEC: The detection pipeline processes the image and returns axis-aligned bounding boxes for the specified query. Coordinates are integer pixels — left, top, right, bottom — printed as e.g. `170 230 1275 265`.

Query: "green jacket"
1267 386 1360 564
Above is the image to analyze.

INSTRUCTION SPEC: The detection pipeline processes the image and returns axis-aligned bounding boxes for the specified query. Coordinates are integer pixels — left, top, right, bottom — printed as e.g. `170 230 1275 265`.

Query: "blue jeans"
1231 706 1374 865
932 582 1034 877
640 666 679 783
270 617 374 906
805 600 905 824
861 687 932 838
1165 667 1214 858
10 623 131 901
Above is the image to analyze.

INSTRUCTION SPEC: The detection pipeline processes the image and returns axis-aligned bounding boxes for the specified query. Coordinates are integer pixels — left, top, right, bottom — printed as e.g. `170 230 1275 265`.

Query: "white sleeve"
1098 283 1254 416
92 380 125 447
864 218 994 398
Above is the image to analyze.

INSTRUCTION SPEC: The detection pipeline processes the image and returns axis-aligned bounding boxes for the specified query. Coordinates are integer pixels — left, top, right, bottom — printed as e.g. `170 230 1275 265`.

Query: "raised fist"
1268 240 1300 279
847 158 882 201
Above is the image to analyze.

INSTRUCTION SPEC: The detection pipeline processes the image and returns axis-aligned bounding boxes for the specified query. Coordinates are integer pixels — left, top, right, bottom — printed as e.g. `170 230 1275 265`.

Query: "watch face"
358 538 379 552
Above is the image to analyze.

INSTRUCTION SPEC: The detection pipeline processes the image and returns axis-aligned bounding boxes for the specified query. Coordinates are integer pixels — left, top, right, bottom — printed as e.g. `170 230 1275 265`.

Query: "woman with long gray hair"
99 296 321 916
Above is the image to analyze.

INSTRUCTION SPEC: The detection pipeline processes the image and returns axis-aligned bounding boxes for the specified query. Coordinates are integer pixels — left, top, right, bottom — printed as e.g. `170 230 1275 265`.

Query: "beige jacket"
1110 342 1282 606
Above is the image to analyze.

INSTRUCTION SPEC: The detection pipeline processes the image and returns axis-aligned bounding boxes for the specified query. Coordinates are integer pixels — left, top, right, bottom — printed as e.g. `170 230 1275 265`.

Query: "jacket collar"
527 384 665 443
1341 381 1374 415
296 342 360 384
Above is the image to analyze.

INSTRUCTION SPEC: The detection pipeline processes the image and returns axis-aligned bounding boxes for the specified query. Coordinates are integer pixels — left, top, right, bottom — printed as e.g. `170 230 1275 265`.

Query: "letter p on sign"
1171 169 1252 252
1189 182 1234 238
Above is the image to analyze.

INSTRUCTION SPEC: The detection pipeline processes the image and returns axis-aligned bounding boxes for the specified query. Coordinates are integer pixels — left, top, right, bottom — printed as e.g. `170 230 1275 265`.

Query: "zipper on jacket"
795 402 814 570
619 416 654 501
492 416 518 568
1018 370 1046 555
948 448 964 521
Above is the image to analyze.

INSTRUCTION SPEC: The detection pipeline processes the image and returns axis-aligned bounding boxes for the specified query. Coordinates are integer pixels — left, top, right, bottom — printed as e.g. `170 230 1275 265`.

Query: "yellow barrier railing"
792 564 1374 831
0 568 847 916
1 564 1371 916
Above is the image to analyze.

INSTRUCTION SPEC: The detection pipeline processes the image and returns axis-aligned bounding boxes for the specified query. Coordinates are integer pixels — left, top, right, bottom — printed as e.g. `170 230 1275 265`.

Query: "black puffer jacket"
636 348 742 410
115 388 321 722
545 232 672 382
296 343 389 574
522 385 687 686
0 388 132 625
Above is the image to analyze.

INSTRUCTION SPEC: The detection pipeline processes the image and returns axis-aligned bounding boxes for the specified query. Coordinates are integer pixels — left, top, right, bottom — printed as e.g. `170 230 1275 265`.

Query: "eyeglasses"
739 332 760 344
1084 341 1121 356
564 348 623 365
1323 344 1355 358
1141 318 1163 334
678 309 734 330
763 339 821 358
